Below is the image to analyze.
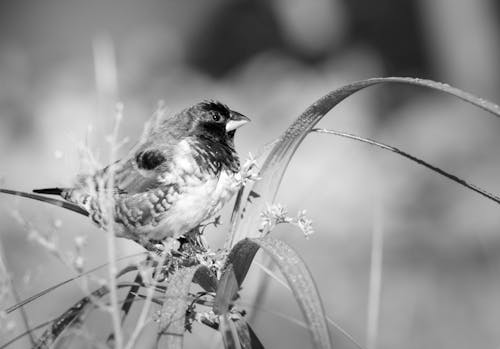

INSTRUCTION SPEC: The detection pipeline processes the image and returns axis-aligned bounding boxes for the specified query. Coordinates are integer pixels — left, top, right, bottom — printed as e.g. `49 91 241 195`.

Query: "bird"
3 101 250 247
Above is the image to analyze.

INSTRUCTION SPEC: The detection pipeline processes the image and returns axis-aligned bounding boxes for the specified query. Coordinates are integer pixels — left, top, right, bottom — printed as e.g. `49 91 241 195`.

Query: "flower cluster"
233 153 261 189
260 204 314 238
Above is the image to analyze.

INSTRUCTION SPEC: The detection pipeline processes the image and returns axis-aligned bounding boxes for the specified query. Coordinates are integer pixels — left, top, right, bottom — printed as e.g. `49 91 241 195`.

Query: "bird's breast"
144 140 239 240
146 169 238 240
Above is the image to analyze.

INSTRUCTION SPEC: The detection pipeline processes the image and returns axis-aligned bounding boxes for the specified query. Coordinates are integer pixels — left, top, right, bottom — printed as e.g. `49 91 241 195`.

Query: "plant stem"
367 206 383 349
93 34 123 349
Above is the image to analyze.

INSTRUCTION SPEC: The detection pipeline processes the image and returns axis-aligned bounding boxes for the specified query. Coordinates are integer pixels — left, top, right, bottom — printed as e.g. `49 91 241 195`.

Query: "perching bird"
9 101 249 245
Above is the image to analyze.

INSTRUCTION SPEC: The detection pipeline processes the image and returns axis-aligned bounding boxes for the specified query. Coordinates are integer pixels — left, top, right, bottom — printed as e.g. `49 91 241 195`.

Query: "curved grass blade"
214 237 332 349
157 265 215 349
0 189 89 216
231 77 500 241
33 285 110 349
5 256 144 314
0 318 56 349
253 237 332 349
312 128 500 205
34 282 145 349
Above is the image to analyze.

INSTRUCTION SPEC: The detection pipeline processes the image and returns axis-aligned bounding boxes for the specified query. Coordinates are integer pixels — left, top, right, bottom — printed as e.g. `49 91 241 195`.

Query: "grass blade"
252 237 332 349
231 77 500 241
5 257 143 314
214 237 332 349
312 128 500 205
0 189 89 216
33 285 110 348
0 318 57 349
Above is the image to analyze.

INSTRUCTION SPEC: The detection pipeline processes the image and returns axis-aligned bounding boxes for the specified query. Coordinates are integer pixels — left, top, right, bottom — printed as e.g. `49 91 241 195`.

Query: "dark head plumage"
199 100 231 119
176 100 249 143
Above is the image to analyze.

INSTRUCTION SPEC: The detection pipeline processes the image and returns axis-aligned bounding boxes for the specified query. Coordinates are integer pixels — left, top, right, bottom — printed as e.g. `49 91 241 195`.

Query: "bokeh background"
1 0 500 348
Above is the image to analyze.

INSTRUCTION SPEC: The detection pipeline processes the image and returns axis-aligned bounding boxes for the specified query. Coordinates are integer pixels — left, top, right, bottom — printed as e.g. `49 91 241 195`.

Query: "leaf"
214 240 260 314
214 237 332 349
230 77 500 241
157 265 215 349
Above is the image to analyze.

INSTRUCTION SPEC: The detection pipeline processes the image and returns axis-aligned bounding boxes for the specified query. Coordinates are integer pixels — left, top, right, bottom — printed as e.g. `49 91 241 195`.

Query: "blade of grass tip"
5 254 144 314
0 189 89 216
367 206 383 349
233 77 500 242
312 128 500 205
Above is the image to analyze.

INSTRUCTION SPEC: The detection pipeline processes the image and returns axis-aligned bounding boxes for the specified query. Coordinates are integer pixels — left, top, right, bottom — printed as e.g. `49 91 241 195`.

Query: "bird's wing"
111 145 177 194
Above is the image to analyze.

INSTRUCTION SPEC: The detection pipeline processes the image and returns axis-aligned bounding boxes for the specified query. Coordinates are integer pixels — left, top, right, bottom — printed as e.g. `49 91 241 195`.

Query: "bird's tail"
0 188 89 216
33 187 64 195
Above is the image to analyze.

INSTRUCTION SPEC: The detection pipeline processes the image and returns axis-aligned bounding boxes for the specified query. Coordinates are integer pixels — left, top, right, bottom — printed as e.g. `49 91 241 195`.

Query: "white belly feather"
146 139 239 239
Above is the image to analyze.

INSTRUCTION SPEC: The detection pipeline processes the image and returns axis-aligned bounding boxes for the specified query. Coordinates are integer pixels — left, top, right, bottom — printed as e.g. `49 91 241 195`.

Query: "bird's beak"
226 110 250 132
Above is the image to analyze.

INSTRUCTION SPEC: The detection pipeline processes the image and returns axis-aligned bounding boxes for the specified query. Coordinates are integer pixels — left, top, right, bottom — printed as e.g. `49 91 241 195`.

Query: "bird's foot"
176 227 209 255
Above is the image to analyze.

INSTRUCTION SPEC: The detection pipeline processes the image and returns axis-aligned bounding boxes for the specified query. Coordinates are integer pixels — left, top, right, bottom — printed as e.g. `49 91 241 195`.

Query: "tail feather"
0 188 89 217
33 188 63 195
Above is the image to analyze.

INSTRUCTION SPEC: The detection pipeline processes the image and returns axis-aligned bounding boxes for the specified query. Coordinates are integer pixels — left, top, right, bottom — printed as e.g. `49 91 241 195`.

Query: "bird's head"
185 100 250 142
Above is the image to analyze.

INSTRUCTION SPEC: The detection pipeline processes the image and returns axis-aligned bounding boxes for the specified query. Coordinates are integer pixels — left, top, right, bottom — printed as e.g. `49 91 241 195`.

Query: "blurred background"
1 0 500 348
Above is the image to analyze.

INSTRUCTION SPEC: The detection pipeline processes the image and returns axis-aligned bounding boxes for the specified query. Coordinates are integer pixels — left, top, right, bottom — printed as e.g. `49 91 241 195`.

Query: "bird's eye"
211 112 221 122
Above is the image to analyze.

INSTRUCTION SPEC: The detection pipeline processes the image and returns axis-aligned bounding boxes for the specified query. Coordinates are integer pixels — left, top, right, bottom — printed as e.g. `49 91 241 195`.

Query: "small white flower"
260 204 314 238
293 210 314 238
